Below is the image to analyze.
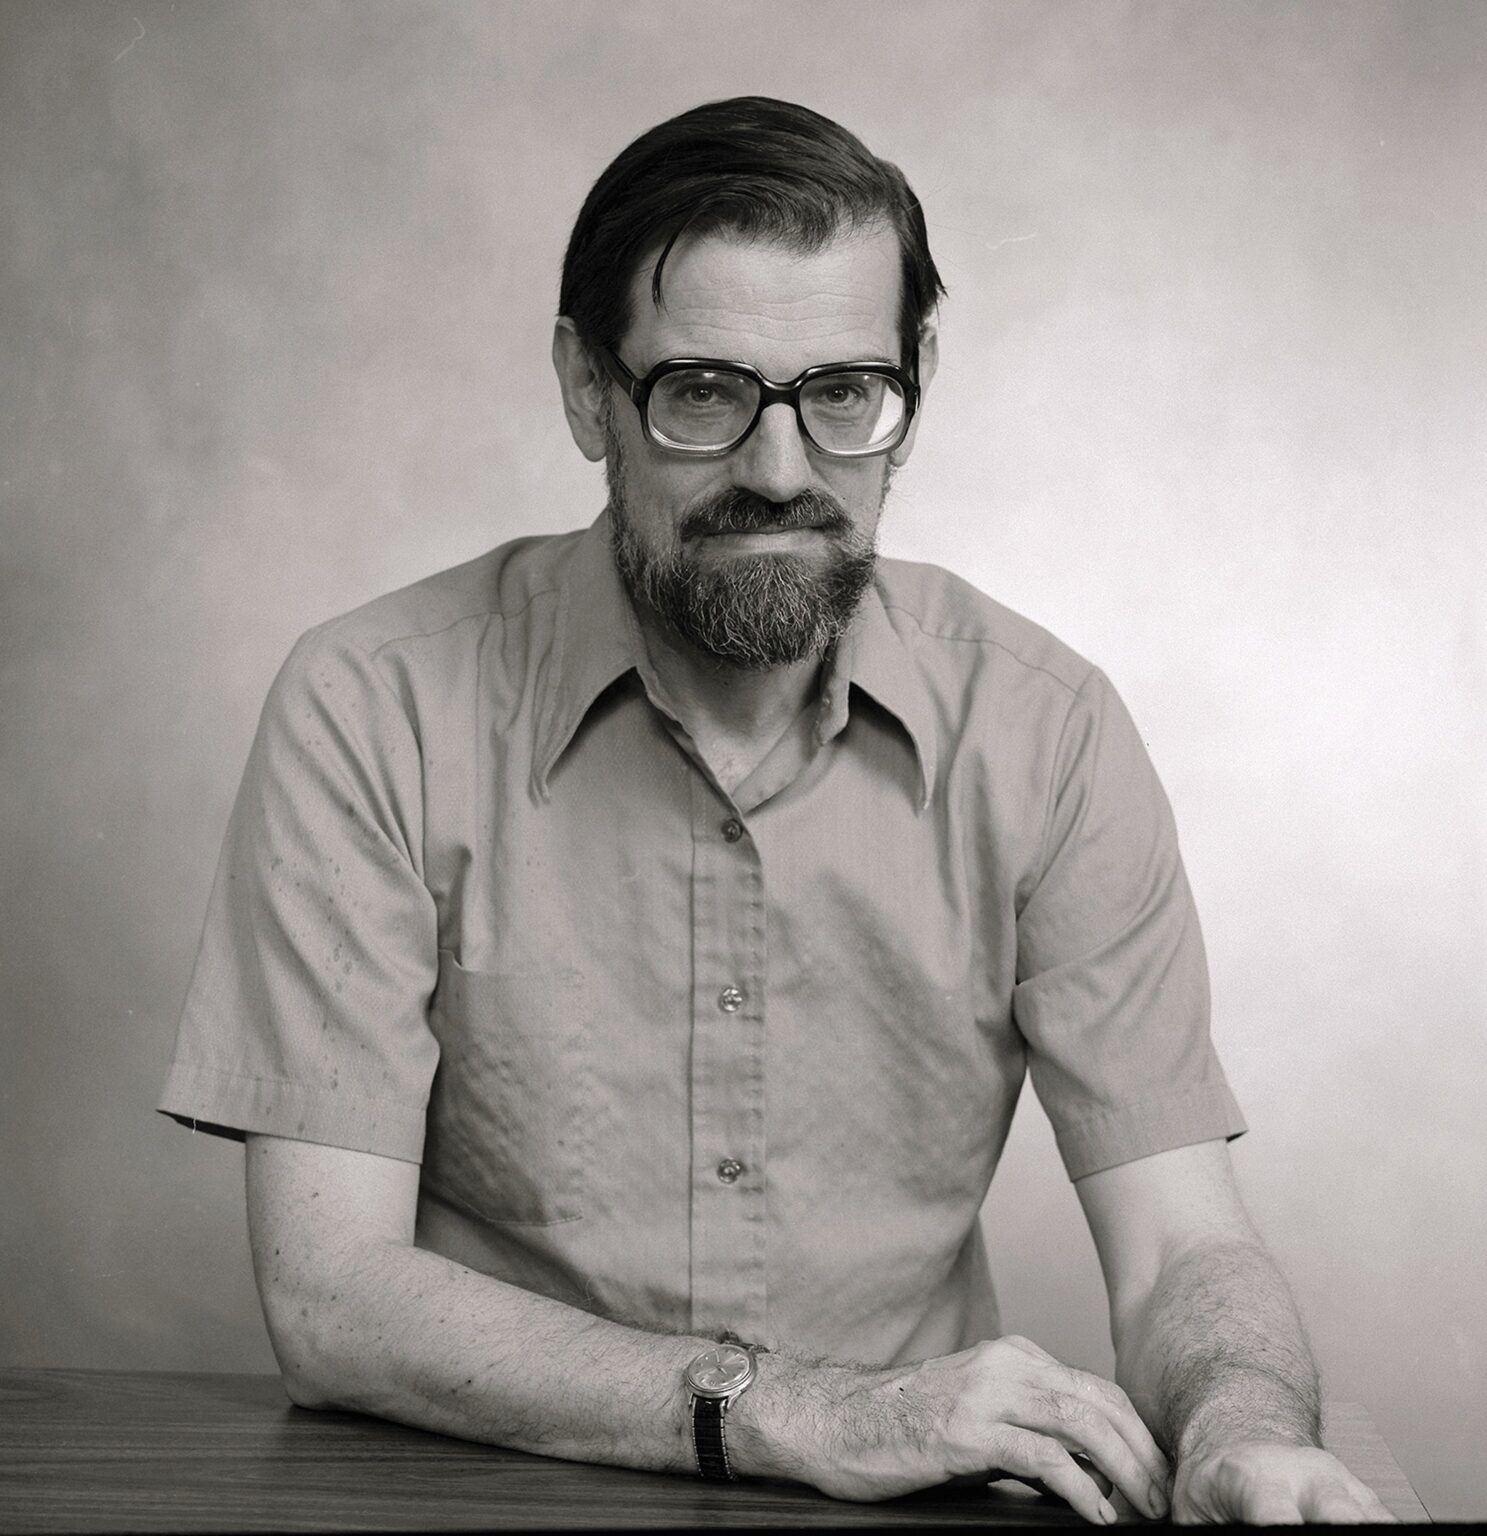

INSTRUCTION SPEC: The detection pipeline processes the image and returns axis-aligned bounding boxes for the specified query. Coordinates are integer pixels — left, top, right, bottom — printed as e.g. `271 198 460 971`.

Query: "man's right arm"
246 1133 703 1473
246 1134 1169 1523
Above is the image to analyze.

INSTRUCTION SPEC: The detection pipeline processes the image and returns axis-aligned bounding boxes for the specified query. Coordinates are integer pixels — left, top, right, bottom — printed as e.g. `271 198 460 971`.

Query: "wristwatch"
683 1340 758 1480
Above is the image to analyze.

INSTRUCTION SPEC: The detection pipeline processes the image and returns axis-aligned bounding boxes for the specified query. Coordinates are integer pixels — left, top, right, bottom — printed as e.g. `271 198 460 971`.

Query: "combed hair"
558 96 945 362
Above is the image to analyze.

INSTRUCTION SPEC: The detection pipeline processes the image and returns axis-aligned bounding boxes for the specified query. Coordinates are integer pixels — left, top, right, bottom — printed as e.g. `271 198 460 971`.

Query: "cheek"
620 453 719 527
827 461 890 514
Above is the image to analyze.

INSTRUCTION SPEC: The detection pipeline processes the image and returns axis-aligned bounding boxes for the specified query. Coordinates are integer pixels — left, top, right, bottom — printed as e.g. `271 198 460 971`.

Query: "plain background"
1 0 1482 1519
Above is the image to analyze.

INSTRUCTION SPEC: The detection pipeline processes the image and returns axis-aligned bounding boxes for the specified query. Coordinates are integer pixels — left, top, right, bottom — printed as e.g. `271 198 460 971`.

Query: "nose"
731 402 815 503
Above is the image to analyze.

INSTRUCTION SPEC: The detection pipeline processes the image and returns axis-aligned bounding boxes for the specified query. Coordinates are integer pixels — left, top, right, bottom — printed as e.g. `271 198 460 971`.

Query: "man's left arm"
1076 1138 1394 1524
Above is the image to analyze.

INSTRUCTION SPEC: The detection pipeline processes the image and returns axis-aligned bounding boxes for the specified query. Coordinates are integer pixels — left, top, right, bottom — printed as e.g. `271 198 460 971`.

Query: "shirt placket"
688 769 767 1343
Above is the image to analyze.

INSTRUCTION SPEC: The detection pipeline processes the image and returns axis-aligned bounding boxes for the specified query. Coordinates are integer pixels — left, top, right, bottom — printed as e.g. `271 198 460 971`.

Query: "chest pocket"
422 951 589 1225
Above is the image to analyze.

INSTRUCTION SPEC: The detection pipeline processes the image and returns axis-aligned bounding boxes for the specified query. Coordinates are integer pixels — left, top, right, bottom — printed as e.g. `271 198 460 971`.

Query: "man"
160 97 1389 1524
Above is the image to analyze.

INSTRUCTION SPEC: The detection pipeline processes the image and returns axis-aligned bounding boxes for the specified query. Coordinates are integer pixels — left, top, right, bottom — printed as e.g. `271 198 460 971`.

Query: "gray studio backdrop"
2 0 1483 1519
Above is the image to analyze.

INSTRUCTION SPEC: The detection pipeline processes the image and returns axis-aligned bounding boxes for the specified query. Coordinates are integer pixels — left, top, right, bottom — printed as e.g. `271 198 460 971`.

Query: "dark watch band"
690 1393 735 1480
685 1336 765 1482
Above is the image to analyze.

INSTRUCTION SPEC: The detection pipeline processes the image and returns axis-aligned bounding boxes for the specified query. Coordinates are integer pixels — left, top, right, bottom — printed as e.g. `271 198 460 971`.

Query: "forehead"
622 224 902 374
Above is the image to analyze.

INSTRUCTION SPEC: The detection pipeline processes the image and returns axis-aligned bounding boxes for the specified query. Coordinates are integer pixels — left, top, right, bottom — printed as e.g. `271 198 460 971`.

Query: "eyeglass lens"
648 369 906 452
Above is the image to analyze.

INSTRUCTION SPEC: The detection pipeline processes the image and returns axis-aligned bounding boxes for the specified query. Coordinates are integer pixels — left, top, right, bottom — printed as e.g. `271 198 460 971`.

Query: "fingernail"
1148 1480 1170 1516
1099 1497 1118 1524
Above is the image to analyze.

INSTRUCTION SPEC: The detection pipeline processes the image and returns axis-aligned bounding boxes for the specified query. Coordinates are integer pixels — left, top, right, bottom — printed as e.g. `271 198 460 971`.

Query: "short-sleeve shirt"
159 511 1245 1366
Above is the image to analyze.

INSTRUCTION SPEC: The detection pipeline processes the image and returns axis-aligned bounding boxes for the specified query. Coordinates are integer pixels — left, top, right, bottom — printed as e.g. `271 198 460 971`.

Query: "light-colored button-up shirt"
160 512 1244 1365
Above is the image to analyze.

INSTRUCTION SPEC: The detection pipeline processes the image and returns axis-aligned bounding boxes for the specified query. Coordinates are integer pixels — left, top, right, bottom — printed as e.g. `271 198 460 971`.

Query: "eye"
821 381 866 406
806 374 883 416
654 371 750 413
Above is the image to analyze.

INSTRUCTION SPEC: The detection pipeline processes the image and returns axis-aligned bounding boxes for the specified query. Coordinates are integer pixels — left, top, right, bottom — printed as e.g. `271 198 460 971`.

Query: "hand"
1173 1441 1396 1524
761 1334 1171 1524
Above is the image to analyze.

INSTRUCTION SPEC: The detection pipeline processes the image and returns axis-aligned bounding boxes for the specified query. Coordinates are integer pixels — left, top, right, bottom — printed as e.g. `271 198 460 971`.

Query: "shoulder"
259 528 585 742
295 528 584 665
873 555 1099 701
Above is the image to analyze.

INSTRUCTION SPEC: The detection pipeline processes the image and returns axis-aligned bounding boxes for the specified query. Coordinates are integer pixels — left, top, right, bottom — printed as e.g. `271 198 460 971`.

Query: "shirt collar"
531 512 644 800
822 582 939 812
533 515 938 811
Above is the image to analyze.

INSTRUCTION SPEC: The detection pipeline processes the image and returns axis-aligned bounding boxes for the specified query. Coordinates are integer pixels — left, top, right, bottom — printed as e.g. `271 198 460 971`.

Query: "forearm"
260 1237 1166 1515
262 1232 923 1492
1114 1236 1321 1464
246 1136 1172 1518
259 1234 710 1472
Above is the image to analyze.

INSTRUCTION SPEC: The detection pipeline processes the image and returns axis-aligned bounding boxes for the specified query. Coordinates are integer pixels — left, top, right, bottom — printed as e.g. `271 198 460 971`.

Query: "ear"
888 319 940 467
552 317 610 463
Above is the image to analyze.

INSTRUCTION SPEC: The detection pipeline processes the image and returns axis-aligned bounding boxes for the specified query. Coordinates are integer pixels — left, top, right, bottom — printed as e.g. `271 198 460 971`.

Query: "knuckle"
991 1334 1040 1369
988 1424 1048 1471
994 1427 1065 1473
1092 1373 1133 1410
1029 1436 1068 1473
1041 1387 1092 1430
969 1336 1026 1390
1064 1363 1112 1398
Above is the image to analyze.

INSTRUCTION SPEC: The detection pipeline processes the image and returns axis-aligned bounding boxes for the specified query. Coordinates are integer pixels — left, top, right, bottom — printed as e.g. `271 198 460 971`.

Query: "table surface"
0 1368 1430 1530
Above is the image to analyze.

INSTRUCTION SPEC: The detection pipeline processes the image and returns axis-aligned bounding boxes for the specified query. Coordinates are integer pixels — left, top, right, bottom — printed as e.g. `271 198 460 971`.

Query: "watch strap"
690 1392 735 1480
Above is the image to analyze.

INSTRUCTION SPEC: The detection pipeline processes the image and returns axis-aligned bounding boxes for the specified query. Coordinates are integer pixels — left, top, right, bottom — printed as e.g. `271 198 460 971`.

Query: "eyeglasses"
597 348 920 459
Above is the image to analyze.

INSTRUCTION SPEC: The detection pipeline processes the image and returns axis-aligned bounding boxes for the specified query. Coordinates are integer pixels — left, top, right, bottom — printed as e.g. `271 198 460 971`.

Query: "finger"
1021 1385 1168 1520
977 1341 1169 1513
1072 1452 1115 1499
988 1427 1118 1526
1299 1477 1398 1525
998 1458 1114 1502
989 1340 1169 1494
1058 1365 1171 1493
1309 1492 1366 1523
1311 1492 1378 1523
1243 1501 1305 1524
1239 1478 1306 1525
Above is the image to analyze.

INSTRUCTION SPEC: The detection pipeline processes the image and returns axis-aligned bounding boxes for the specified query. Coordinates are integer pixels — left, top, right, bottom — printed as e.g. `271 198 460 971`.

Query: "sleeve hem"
1054 1081 1248 1181
157 1061 426 1164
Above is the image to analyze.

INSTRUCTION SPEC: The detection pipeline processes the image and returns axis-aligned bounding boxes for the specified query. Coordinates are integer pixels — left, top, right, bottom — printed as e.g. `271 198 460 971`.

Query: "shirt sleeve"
1012 667 1246 1180
158 624 440 1162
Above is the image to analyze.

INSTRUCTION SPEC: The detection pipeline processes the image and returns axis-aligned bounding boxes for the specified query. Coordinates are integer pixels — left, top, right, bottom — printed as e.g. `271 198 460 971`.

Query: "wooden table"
0 1369 1430 1529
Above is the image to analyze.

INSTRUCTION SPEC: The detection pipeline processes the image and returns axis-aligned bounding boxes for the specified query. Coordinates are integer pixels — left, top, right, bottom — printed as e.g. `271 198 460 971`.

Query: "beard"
604 429 884 672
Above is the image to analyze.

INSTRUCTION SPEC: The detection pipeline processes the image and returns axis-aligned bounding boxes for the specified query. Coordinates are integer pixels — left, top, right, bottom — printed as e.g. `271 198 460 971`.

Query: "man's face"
598 225 912 670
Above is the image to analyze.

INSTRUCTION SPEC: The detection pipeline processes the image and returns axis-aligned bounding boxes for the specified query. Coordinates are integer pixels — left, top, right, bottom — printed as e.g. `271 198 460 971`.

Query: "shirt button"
716 1158 745 1184
718 986 745 1013
721 818 744 843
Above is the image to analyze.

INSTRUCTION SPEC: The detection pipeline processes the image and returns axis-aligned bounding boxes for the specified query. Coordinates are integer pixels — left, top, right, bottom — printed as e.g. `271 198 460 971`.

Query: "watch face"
686 1343 753 1397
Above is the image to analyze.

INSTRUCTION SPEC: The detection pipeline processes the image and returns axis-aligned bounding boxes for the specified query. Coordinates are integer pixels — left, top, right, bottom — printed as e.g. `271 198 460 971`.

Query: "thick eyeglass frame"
597 346 921 459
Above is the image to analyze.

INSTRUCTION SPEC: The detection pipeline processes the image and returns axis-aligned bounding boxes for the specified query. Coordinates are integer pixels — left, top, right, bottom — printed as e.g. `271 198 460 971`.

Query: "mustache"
680 488 853 540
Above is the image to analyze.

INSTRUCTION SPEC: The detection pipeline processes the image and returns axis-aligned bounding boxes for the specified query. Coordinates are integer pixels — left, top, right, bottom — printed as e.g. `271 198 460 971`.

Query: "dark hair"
558 96 945 365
